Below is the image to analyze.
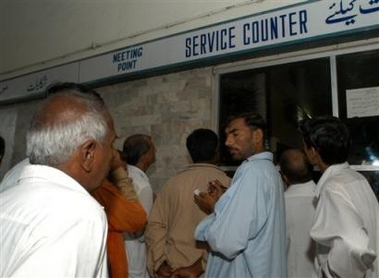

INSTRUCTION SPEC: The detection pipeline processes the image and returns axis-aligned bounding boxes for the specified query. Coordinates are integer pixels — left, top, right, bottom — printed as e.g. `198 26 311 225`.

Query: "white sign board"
1 0 378 102
346 86 379 118
0 63 79 103
79 0 379 82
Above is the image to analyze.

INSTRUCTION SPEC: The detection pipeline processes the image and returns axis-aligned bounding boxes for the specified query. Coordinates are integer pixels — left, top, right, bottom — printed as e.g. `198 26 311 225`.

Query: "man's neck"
319 163 329 173
135 161 147 173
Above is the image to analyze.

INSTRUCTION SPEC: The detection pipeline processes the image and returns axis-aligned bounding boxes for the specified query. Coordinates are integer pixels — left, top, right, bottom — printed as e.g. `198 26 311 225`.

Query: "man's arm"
194 179 226 214
92 152 147 232
109 150 138 201
144 191 170 277
310 188 377 278
202 170 268 259
171 258 204 278
92 180 147 232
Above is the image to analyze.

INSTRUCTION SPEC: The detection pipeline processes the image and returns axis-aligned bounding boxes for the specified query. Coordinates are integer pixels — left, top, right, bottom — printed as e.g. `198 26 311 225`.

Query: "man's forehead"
225 118 245 132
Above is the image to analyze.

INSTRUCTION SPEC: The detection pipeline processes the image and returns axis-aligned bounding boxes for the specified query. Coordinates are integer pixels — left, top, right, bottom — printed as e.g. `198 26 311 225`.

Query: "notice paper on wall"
346 87 379 118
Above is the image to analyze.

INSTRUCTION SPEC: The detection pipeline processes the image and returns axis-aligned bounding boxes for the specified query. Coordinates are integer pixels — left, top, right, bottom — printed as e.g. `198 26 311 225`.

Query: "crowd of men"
0 82 378 278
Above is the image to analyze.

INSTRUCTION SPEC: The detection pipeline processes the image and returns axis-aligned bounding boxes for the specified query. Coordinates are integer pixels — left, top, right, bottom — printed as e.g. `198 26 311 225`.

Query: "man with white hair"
0 82 114 277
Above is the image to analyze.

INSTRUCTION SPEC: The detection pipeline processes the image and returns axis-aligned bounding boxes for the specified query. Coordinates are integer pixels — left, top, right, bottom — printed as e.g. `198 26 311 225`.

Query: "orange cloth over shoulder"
92 179 147 278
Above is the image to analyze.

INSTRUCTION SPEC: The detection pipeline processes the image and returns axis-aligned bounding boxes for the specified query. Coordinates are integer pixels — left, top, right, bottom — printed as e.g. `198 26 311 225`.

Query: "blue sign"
1 0 378 102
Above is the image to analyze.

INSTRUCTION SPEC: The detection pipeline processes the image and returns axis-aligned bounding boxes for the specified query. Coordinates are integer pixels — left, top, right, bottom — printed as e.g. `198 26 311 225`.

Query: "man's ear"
309 146 318 159
307 146 323 166
80 139 97 172
253 128 264 144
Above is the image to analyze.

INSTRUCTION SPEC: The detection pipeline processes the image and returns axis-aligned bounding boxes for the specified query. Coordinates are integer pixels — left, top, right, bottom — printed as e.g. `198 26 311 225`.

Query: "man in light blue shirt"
195 113 287 278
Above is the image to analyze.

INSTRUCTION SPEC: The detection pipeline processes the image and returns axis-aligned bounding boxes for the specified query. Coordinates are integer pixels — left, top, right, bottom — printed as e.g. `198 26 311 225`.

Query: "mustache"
227 148 239 155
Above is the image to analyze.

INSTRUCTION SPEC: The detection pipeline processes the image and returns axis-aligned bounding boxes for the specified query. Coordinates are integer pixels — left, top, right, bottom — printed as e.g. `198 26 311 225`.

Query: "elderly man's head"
27 82 116 191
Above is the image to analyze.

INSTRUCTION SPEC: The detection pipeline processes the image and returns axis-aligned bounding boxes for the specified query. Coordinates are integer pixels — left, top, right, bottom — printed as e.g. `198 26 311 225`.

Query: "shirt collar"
19 164 89 195
314 162 349 197
177 163 223 175
285 180 316 195
127 164 149 181
245 151 273 163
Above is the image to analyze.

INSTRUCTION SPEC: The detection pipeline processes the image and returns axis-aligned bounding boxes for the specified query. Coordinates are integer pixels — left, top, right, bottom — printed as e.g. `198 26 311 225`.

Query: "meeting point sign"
0 0 378 102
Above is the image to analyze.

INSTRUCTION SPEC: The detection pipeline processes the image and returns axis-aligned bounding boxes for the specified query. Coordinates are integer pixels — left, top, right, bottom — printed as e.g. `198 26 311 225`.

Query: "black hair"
299 116 351 165
123 134 151 165
186 129 218 163
226 112 267 142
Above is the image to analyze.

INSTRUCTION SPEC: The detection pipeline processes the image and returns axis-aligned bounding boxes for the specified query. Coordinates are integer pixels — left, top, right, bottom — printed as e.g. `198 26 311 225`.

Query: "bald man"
280 149 317 278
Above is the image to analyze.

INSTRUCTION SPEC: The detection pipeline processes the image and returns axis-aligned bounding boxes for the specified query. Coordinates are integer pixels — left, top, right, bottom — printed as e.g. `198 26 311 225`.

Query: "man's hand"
194 192 216 214
155 262 174 278
194 180 227 214
207 179 227 202
111 149 127 172
171 258 203 278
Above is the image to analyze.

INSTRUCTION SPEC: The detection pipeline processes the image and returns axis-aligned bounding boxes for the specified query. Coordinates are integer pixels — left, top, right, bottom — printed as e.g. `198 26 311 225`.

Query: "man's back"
0 158 29 192
145 163 231 274
125 164 153 278
311 163 379 278
0 164 108 277
127 164 153 213
285 180 317 278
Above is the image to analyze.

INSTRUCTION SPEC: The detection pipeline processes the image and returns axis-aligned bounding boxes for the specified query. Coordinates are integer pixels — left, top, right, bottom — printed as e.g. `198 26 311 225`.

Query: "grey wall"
0 67 215 191
99 67 215 191
0 99 43 179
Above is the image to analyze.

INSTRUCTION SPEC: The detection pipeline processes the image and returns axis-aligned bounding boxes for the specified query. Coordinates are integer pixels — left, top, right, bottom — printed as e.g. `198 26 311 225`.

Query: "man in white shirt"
0 82 115 277
123 134 156 278
280 148 317 278
300 116 379 278
0 158 29 192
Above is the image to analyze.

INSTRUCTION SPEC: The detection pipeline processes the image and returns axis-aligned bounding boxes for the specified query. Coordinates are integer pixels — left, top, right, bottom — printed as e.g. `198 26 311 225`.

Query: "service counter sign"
79 0 379 82
1 0 378 102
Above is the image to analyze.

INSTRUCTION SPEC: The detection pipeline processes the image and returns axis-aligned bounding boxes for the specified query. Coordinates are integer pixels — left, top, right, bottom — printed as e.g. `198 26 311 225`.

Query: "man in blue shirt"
195 113 287 278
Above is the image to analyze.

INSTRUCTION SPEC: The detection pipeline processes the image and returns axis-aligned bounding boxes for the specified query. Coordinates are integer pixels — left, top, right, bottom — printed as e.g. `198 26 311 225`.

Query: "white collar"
19 164 89 195
314 162 349 197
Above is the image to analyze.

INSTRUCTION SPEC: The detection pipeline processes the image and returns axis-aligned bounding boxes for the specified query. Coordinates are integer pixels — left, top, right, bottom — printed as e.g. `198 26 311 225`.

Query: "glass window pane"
337 50 379 165
219 58 332 166
359 171 379 201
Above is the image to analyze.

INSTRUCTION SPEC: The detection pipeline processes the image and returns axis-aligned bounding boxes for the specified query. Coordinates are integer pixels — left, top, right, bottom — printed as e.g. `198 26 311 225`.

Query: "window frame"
212 38 379 172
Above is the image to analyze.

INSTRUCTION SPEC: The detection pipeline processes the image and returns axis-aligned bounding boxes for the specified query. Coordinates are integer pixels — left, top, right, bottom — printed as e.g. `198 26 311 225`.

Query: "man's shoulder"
238 158 277 178
184 163 228 173
322 166 368 192
173 164 230 181
2 180 105 227
285 181 316 197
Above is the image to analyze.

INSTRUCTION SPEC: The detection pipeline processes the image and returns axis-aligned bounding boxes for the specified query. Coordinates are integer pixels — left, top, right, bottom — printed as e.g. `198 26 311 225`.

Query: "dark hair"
186 129 218 163
46 82 104 105
279 149 313 184
0 136 5 163
299 116 351 165
227 112 267 142
123 134 151 165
